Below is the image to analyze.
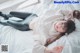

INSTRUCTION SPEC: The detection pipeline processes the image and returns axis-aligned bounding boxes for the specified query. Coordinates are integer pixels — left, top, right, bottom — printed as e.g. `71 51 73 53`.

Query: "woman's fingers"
52 46 63 53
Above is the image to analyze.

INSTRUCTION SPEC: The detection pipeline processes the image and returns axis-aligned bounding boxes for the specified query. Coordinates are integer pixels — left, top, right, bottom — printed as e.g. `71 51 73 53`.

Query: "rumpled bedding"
0 25 34 53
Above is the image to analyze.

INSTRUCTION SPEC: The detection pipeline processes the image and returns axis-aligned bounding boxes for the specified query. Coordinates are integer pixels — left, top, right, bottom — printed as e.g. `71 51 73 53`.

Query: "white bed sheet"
0 24 34 53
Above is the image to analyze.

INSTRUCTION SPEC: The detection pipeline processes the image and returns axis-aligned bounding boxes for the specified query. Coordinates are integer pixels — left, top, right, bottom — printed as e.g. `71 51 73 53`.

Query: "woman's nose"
62 24 65 28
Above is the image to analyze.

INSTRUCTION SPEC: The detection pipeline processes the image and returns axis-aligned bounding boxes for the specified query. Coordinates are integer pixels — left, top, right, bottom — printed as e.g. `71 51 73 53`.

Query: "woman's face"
54 20 67 33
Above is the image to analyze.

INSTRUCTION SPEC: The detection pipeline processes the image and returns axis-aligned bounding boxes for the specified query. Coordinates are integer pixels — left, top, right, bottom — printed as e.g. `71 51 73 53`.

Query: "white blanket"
0 25 34 53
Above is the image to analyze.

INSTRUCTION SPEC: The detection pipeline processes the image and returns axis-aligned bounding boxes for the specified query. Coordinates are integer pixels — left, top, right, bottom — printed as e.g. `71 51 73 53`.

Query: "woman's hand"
52 46 63 53
45 46 63 53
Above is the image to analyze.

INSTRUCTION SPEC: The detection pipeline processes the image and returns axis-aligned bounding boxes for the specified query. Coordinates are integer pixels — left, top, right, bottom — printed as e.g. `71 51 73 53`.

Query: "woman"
0 10 78 32
30 12 76 53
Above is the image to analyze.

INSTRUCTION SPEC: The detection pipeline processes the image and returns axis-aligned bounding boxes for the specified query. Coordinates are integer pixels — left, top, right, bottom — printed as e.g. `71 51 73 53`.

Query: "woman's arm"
60 10 72 16
33 37 63 53
60 10 74 20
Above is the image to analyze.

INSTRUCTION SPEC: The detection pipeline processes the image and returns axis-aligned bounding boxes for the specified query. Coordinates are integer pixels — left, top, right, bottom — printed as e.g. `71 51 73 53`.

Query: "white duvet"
0 25 34 53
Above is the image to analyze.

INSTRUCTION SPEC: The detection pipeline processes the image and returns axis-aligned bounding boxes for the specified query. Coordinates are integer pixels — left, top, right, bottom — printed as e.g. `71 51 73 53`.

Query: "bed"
0 0 80 53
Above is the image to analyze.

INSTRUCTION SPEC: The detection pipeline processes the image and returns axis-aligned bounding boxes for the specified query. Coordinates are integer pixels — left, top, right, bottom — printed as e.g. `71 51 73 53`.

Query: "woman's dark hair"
66 20 76 34
60 20 76 36
73 10 80 19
